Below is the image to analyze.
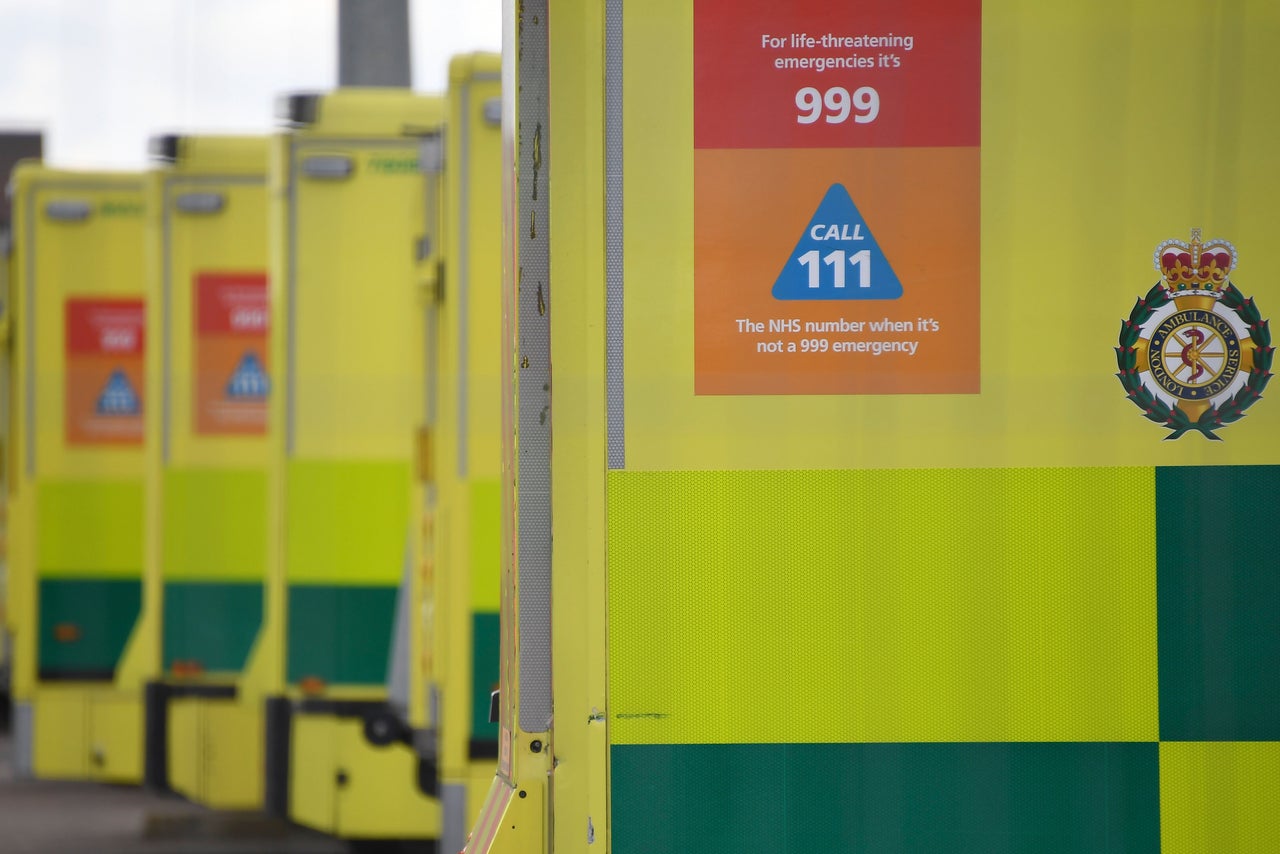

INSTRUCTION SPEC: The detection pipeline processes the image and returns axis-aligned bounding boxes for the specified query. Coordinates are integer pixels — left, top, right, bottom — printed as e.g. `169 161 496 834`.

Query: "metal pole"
337 0 412 87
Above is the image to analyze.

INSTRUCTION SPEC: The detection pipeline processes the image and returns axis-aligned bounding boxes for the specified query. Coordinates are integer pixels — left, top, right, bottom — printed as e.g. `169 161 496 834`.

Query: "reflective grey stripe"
518 0 554 733
386 541 414 714
13 701 34 778
420 133 443 440
606 0 625 469
457 78 471 479
441 783 469 854
162 185 173 463
420 134 442 517
285 144 299 456
457 70 502 482
24 189 35 476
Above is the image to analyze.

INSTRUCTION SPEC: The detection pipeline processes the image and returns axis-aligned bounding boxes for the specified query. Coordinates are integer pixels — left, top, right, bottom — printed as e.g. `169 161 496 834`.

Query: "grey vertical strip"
161 181 174 463
421 138 441 440
385 542 414 714
457 80 472 480
0 231 9 490
424 300 438 427
285 145 299 456
441 783 469 854
422 161 439 512
518 0 554 733
606 0 625 470
23 191 35 476
13 702 34 778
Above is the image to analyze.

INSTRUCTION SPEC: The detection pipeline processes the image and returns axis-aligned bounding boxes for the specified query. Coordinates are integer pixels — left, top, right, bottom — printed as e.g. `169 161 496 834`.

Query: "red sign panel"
694 0 980 151
65 298 146 445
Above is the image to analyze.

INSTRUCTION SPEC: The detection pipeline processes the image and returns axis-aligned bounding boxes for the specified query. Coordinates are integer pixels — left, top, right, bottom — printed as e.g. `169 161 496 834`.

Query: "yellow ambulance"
7 165 153 783
469 2 1280 852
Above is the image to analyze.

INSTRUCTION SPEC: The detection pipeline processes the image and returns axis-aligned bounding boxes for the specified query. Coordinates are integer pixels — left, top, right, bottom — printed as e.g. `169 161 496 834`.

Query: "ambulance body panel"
9 165 152 782
142 135 270 808
253 87 444 840
409 51 506 853
471 2 1280 852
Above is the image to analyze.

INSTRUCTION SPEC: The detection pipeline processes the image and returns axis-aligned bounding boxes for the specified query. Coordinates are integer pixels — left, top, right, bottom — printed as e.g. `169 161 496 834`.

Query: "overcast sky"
0 0 502 168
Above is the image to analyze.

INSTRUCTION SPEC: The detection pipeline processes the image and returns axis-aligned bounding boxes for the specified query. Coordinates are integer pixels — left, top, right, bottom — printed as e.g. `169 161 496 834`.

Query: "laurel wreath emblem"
1116 282 1274 440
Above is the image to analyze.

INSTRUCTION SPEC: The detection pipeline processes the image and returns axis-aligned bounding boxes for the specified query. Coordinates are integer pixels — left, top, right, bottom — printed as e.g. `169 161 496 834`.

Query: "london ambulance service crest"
1116 229 1273 439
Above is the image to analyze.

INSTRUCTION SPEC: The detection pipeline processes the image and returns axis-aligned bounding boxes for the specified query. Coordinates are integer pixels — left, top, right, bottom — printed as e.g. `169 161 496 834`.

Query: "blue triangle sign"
226 351 270 400
772 183 902 301
96 369 140 416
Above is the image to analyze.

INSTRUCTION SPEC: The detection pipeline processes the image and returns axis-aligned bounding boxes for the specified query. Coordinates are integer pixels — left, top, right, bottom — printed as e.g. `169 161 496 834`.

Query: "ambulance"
468 2 1280 852
254 87 443 842
140 135 271 808
7 165 152 783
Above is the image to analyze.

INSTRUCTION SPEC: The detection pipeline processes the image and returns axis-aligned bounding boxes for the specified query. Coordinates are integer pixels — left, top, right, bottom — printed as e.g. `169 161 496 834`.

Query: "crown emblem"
1120 229 1271 440
1154 228 1237 296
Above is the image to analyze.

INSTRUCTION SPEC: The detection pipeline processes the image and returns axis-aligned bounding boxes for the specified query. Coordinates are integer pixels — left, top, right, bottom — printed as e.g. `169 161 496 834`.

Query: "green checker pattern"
37 578 141 679
613 742 1160 853
163 581 262 673
471 612 500 741
286 584 398 686
608 465 1280 853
